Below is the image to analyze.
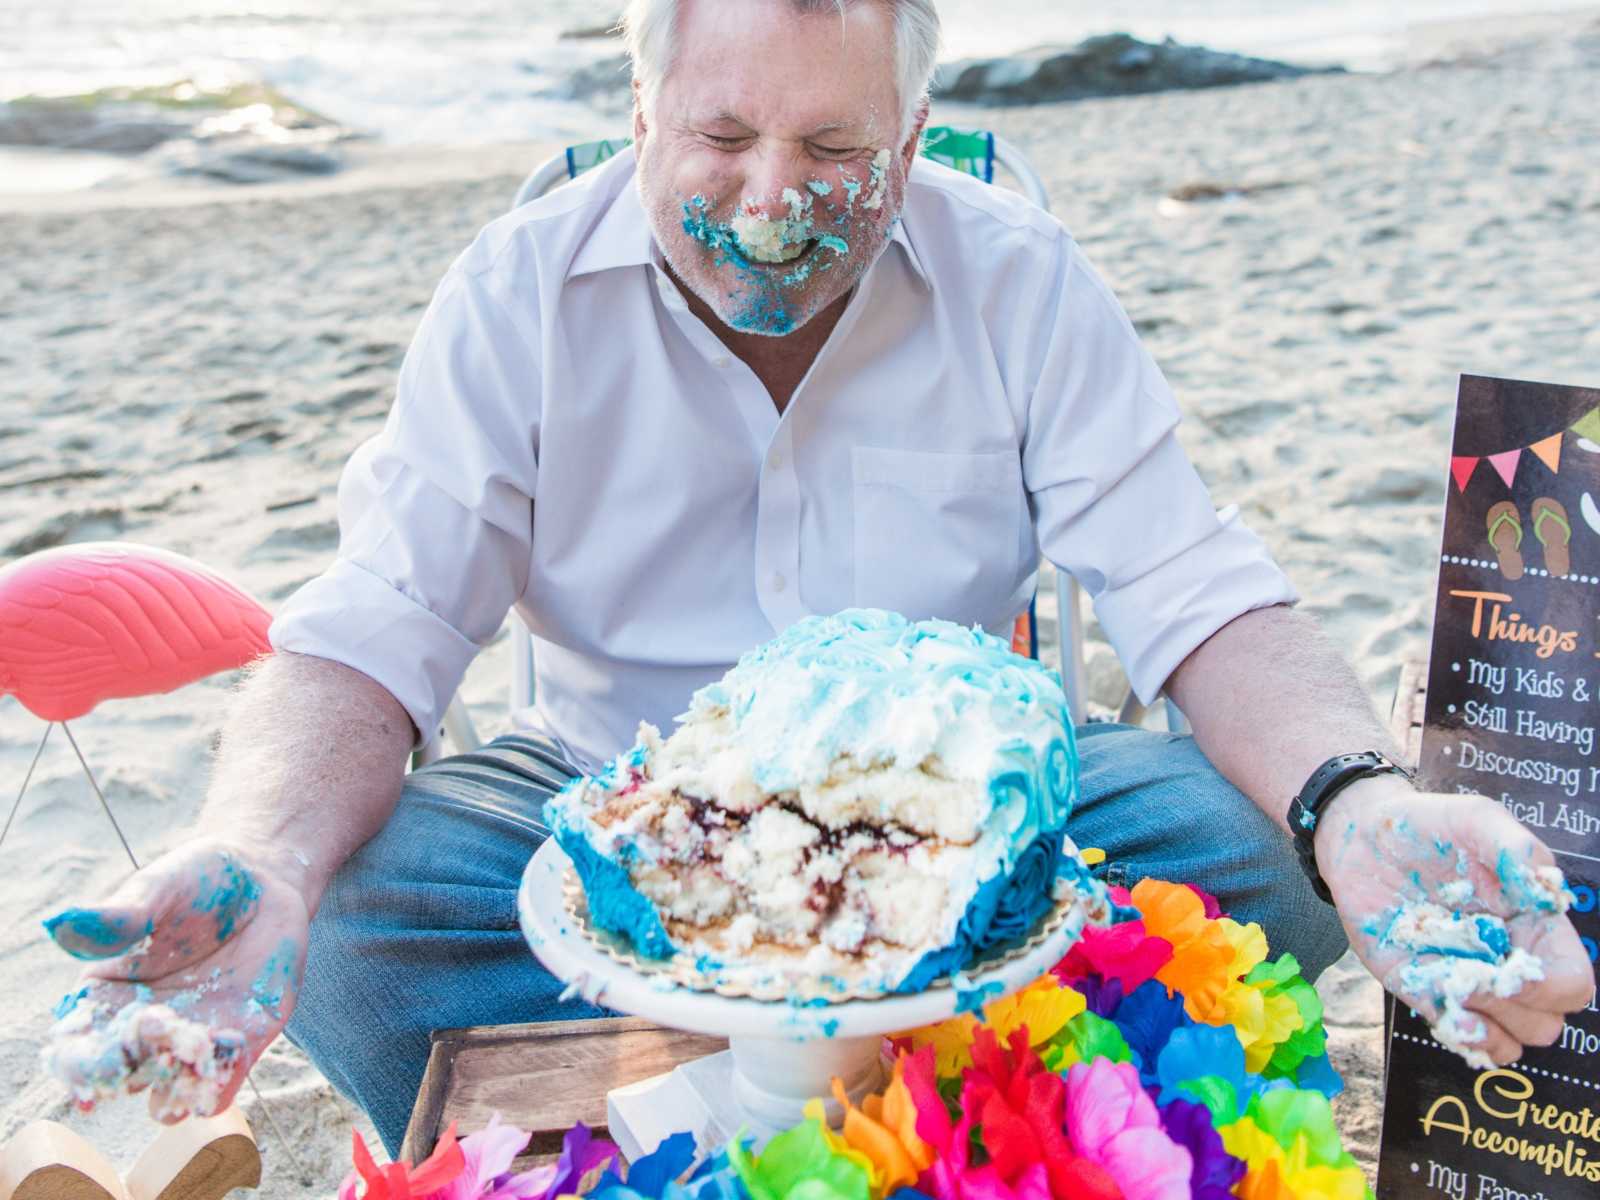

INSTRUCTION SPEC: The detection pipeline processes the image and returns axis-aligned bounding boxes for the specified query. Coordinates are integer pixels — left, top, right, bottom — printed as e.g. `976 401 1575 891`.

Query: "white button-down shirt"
270 147 1296 771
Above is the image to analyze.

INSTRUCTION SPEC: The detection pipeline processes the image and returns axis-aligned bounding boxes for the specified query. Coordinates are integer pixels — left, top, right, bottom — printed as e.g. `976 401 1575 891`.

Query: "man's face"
634 0 922 337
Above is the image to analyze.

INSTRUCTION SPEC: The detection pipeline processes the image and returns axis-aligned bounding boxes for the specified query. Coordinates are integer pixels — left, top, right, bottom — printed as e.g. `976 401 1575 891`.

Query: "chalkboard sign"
1377 375 1600 1198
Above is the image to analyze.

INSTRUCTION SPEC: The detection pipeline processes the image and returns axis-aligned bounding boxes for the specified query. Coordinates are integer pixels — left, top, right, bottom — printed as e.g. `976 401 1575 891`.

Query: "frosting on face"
729 189 815 263
546 609 1095 996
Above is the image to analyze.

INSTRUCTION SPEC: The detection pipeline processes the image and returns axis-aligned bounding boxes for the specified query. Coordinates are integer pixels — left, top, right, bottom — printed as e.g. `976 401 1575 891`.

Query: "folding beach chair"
424 127 1184 763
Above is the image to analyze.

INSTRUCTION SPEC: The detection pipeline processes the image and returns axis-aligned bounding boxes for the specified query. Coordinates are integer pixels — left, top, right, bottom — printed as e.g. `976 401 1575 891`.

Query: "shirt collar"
567 148 931 291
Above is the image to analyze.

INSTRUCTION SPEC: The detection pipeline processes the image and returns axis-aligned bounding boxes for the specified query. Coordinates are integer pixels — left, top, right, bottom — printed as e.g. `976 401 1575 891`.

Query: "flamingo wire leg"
62 722 140 871
0 723 54 852
244 1072 314 1184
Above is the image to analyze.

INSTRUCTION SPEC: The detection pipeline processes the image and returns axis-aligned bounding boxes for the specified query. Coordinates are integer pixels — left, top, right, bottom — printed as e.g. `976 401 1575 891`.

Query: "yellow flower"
1209 959 1310 1070
1220 1115 1284 1169
983 976 1085 1047
1214 980 1270 1060
1217 918 1269 978
901 976 1085 1075
1245 991 1307 1073
1221 1117 1373 1200
1282 1164 1373 1200
901 1011 979 1076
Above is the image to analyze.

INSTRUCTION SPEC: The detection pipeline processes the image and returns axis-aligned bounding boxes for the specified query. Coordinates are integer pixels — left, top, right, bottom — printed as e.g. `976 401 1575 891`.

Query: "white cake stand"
517 839 1088 1160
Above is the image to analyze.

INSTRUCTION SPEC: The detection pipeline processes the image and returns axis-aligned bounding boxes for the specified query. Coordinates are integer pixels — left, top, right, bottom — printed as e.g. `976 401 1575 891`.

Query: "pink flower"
340 1117 618 1200
1050 920 1173 993
1184 884 1223 920
338 1123 466 1200
1063 1060 1191 1200
951 1161 1053 1200
904 1038 1123 1200
902 1045 972 1200
439 1115 549 1200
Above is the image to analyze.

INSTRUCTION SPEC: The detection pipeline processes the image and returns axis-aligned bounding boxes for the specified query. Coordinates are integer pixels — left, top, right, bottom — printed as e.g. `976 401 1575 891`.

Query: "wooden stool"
401 1017 726 1166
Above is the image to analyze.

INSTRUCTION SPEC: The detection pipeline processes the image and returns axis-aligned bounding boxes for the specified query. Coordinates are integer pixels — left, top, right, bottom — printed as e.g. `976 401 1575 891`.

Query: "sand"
3 11 1598 1192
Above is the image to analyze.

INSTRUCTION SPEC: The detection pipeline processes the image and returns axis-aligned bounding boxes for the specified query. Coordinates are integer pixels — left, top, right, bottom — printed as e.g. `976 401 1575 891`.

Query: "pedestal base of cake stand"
518 840 1086 1161
602 1034 886 1161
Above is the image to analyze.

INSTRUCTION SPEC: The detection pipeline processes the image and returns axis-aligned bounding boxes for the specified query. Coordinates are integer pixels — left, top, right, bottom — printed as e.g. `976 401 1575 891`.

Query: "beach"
4 9 1600 1192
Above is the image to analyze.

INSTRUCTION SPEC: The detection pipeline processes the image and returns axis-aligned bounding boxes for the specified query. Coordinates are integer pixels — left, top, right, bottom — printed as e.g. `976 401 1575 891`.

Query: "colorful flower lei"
341 879 1369 1200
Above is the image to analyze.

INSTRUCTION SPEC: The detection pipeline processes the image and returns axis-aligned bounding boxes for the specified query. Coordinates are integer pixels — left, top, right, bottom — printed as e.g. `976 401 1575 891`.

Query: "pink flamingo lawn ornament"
0 541 310 1181
0 542 272 860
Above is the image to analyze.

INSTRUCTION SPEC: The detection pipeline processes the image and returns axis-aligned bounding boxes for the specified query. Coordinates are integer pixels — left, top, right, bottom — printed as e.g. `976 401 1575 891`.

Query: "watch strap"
1287 750 1412 903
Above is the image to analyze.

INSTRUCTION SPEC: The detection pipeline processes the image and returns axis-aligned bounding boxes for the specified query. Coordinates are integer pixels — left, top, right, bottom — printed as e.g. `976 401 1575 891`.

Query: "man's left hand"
1316 777 1595 1066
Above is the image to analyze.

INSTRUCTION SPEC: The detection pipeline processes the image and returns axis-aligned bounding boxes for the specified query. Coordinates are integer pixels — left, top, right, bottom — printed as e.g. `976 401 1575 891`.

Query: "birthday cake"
545 608 1113 997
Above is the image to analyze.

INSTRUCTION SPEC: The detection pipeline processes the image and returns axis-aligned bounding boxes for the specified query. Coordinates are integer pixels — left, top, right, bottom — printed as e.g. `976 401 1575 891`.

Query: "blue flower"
1113 979 1192 1084
1291 1050 1344 1099
1155 1024 1245 1106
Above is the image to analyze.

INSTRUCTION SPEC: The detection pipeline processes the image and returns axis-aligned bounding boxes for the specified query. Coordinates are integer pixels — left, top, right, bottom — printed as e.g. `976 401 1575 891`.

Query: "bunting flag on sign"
1572 406 1600 443
1487 449 1522 488
1529 432 1563 474
1452 422 1580 495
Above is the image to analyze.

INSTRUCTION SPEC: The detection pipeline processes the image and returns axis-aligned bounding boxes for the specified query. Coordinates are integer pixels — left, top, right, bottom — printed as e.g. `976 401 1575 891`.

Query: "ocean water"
2 0 1592 147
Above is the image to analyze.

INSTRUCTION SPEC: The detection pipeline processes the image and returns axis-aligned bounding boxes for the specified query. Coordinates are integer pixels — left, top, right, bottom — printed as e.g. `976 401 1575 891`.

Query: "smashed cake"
545 608 1111 997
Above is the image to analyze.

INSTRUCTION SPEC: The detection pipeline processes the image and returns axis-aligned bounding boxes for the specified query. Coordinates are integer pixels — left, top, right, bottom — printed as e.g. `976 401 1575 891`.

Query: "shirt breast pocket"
851 446 1025 625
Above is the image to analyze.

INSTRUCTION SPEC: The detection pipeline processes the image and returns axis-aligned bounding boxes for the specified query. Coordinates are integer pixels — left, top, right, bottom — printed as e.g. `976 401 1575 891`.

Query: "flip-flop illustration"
1486 500 1524 580
1531 497 1572 577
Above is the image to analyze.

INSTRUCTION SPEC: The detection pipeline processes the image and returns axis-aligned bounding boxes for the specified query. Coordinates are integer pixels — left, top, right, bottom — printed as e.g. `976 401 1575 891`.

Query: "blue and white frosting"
546 608 1102 997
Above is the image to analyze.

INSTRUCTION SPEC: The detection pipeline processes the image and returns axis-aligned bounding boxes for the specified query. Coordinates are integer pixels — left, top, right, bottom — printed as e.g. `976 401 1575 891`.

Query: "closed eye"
702 133 754 150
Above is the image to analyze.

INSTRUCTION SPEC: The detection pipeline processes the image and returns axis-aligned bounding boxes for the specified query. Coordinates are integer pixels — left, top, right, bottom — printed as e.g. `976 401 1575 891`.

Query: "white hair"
620 0 941 140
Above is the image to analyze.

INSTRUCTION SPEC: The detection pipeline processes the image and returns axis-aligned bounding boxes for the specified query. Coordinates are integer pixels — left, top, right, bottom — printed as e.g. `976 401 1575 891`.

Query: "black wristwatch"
1287 751 1413 904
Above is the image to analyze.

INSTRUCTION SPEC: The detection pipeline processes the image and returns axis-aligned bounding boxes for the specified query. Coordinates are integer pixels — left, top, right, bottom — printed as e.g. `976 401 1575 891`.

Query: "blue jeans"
285 725 1346 1153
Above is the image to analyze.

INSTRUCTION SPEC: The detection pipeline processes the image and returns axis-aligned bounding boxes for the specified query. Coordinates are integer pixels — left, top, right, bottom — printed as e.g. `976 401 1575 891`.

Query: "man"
47 0 1592 1153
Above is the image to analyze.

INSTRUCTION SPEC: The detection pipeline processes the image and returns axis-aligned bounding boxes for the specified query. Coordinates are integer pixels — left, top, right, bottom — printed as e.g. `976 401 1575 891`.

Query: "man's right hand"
43 839 310 1122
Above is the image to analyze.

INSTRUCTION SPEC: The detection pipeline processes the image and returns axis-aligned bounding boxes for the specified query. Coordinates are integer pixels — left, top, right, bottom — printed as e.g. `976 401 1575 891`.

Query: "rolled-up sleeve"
270 263 541 745
1021 236 1297 704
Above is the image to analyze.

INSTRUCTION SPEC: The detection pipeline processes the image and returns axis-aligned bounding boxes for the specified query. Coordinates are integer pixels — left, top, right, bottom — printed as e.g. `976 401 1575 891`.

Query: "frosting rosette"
982 835 1065 951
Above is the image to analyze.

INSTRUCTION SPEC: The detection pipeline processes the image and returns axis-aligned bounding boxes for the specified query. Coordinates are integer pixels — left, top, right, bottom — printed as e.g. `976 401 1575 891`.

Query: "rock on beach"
0 83 356 186
933 33 1341 105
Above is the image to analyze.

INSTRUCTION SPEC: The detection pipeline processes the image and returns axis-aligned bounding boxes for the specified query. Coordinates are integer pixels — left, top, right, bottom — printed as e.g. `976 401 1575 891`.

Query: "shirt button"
711 354 732 368
771 573 787 593
768 451 783 470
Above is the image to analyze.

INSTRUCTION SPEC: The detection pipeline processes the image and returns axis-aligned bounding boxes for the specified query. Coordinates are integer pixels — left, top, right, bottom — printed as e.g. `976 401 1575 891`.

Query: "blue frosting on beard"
895 830 1066 993
555 828 676 960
